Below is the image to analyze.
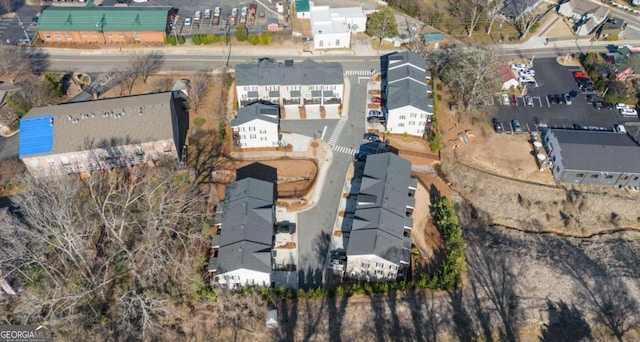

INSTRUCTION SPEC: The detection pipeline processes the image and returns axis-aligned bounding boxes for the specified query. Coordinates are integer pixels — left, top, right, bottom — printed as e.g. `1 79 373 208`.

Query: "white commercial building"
310 5 366 50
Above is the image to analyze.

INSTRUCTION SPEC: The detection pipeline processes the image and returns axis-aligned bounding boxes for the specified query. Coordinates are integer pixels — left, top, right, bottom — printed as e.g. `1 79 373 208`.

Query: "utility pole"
16 16 31 46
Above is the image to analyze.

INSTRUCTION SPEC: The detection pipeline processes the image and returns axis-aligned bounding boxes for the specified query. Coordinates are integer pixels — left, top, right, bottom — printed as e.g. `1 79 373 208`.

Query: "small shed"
422 32 444 49
267 18 279 32
266 309 278 329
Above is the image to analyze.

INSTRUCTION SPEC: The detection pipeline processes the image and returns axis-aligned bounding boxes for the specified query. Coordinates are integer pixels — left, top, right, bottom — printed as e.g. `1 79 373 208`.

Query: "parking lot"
102 0 284 35
495 57 638 133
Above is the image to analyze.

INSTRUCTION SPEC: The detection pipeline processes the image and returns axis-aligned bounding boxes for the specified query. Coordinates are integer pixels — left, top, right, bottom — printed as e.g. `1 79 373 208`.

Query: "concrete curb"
0 126 18 138
298 140 333 213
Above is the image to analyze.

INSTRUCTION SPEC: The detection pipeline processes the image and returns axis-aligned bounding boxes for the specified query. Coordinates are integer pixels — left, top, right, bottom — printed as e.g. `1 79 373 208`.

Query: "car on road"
368 110 382 117
184 17 192 26
525 95 534 106
512 119 522 133
502 93 510 105
363 132 380 142
18 36 30 44
372 96 383 104
510 94 517 106
492 118 504 133
620 108 638 117
563 93 572 105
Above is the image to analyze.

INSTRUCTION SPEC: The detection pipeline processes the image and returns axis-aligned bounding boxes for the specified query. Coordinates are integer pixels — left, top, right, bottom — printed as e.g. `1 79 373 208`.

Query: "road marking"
345 69 375 76
321 126 327 140
327 118 347 145
330 144 357 155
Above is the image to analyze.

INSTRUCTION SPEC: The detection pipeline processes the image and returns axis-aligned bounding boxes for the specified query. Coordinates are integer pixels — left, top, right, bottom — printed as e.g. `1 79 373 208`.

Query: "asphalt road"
286 60 377 289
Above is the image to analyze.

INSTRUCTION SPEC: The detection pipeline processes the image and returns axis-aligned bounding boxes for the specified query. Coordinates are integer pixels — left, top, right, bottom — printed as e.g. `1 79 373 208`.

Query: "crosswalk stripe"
345 69 374 76
330 144 356 155
327 118 347 145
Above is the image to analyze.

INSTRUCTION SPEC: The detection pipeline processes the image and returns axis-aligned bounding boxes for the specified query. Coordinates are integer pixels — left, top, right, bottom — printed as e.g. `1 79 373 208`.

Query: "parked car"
194 11 202 21
568 90 579 99
555 94 564 104
616 103 629 110
547 94 556 104
614 124 627 134
518 76 534 83
587 94 604 103
525 95 534 106
184 17 192 26
363 132 380 142
512 119 522 133
620 108 638 117
582 85 597 93
502 93 510 106
519 69 535 77
241 6 248 16
510 63 528 70
367 116 385 123
204 9 212 19
231 8 238 16
563 93 572 105
18 36 30 43
492 118 504 133
593 101 605 110
368 110 383 117
510 95 517 106
371 96 383 104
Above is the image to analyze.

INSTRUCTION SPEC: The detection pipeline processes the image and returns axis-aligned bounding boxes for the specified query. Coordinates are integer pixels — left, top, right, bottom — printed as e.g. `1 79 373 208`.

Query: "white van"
615 124 627 134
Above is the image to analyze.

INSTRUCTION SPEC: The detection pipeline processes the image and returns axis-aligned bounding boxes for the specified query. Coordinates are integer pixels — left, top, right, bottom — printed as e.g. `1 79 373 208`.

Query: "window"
399 115 406 120
410 113 417 118
398 123 405 127
134 33 140 41
45 34 51 39
635 176 639 181
408 121 415 126
605 175 613 179
417 128 424 134
418 121 425 126
336 39 340 46
250 134 256 139
249 127 256 132
576 173 584 178
420 113 426 119
621 175 629 180
92 33 98 38
55 34 61 39
107 33 113 37
556 166 560 173
260 137 267 141
590 174 599 179
260 130 267 134
118 33 124 37
319 40 323 47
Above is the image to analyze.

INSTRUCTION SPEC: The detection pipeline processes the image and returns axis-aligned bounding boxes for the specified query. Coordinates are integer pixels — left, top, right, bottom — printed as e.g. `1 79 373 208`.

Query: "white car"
518 76 534 83
616 103 629 110
241 7 248 16
501 93 510 105
132 0 148 3
519 69 535 76
184 17 192 26
615 124 627 133
194 11 202 21
620 108 638 117
511 63 528 71
231 8 238 16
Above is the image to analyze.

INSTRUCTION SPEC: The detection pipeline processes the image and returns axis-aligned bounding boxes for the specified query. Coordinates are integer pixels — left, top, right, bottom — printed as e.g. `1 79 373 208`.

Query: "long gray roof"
22 92 176 156
235 59 344 86
347 153 413 264
231 102 280 126
550 129 640 173
385 51 431 112
215 178 275 274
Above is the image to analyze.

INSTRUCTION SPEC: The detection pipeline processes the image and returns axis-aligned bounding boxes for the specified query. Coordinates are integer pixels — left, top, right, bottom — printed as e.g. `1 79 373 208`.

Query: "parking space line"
534 96 542 107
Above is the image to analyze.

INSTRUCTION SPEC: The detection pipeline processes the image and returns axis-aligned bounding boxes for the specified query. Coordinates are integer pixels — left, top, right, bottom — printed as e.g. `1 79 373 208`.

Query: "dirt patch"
230 158 318 198
386 134 440 168
556 56 582 67
543 16 575 37
276 242 296 249
411 173 448 265
310 142 319 148
334 230 343 237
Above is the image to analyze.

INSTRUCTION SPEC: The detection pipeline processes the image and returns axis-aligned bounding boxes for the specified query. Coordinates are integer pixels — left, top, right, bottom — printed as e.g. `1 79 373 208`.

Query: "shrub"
43 73 63 97
235 25 249 42
335 285 344 297
248 35 260 45
529 21 540 34
192 35 202 45
165 36 177 46
193 118 206 127
178 35 186 45
259 31 273 45
430 130 443 153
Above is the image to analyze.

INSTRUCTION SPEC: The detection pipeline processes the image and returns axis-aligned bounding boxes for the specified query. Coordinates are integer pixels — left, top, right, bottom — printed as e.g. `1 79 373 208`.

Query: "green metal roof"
38 6 171 32
295 0 310 12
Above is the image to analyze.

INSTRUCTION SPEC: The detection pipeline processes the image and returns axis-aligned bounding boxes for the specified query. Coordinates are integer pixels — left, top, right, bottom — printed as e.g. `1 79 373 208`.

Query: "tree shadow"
26 48 50 75
539 299 592 342
326 289 349 342
299 230 331 289
405 288 449 342
188 128 229 186
275 292 298 342
447 289 476 342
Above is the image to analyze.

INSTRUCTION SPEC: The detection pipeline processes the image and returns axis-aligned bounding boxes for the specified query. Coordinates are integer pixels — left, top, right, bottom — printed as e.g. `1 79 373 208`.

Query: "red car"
372 96 383 104
509 95 517 106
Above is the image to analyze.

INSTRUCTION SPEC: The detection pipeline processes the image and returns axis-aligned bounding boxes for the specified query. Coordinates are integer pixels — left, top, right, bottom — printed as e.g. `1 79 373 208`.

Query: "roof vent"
49 117 54 126
285 60 294 67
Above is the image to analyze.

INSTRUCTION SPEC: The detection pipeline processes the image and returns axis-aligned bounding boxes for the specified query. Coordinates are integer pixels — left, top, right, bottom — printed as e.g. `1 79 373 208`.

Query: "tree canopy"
366 6 399 43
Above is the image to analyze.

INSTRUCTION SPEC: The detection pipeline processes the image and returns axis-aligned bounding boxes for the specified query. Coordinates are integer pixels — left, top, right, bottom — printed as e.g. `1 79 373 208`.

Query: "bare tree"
486 0 506 36
215 289 265 341
116 68 138 96
5 76 58 117
0 48 32 84
440 47 501 113
448 0 489 37
0 0 13 14
504 1 543 39
132 51 165 84
152 77 174 92
188 71 211 113
0 167 208 340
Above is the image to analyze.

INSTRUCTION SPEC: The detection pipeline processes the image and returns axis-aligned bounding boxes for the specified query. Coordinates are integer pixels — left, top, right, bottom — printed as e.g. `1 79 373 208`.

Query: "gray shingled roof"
347 153 413 264
387 79 432 112
550 129 640 173
235 59 344 86
231 102 280 126
388 66 427 86
22 92 176 156
388 51 426 71
214 178 275 274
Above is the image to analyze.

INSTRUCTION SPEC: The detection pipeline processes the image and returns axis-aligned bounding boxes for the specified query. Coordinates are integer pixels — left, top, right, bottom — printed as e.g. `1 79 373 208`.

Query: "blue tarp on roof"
19 116 54 158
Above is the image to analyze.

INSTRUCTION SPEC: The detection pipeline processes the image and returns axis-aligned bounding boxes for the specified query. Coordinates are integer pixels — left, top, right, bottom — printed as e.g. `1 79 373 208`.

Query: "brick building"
37 7 174 44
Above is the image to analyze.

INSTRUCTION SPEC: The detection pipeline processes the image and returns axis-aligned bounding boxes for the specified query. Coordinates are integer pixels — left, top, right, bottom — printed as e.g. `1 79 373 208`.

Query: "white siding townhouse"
383 51 433 137
231 102 280 148
345 153 417 282
209 177 276 288
310 5 366 50
19 92 183 178
235 58 344 119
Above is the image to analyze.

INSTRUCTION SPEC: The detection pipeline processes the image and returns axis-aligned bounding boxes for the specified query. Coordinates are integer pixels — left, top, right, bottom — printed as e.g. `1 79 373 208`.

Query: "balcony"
304 98 322 105
240 99 259 108
283 98 301 106
324 97 341 105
